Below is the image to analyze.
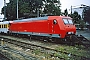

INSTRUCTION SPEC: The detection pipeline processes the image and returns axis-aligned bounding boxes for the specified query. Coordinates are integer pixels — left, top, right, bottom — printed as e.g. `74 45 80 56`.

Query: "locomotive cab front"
48 16 76 38
62 17 76 36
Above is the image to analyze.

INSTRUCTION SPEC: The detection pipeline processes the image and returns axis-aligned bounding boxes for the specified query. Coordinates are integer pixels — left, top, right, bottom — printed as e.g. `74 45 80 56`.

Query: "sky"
0 0 90 18
60 0 90 13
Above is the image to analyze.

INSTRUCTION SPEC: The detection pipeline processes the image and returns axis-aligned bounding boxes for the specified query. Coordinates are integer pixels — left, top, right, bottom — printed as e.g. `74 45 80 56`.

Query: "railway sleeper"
69 35 90 47
1 36 90 60
1 33 90 48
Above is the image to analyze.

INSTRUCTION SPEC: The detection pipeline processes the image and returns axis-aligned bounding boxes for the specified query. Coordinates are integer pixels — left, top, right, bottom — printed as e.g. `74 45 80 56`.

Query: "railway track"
2 33 90 48
0 53 10 60
11 33 90 48
0 36 90 60
72 35 90 48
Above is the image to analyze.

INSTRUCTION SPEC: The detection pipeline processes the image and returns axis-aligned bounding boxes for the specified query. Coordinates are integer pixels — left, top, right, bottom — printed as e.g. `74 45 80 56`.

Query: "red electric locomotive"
9 16 76 38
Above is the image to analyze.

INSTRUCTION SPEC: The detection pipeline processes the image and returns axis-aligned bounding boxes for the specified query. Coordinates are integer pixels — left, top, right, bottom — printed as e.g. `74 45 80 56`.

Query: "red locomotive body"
9 16 76 38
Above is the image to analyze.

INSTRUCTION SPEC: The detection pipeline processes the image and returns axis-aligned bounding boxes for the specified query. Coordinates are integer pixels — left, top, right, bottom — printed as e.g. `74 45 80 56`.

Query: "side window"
0 25 1 28
1 24 2 28
4 25 6 28
63 18 73 24
53 19 57 24
63 19 69 24
68 19 73 24
2 25 3 28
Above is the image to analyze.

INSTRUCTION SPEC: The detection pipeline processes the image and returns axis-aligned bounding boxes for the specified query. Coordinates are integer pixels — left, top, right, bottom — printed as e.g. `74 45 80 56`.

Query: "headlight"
68 32 74 34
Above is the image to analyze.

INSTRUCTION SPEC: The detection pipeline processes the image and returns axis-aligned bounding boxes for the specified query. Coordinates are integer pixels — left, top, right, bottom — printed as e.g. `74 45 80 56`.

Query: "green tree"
2 0 17 20
70 11 81 24
1 0 43 20
79 20 86 30
63 9 68 16
83 6 90 24
43 0 61 15
69 11 86 30
1 0 62 20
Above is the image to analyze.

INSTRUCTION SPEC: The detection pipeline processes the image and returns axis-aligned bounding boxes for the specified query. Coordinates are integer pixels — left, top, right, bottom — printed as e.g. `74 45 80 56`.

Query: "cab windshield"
63 18 73 24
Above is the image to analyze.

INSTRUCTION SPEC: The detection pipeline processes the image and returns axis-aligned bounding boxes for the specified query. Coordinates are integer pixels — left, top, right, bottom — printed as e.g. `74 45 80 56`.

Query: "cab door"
52 19 58 33
48 19 58 34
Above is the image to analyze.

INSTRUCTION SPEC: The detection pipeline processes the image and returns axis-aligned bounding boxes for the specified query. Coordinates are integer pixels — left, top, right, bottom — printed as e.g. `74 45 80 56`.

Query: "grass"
55 44 90 58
